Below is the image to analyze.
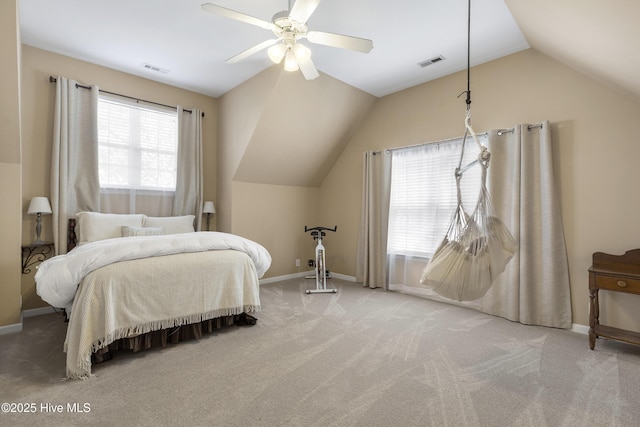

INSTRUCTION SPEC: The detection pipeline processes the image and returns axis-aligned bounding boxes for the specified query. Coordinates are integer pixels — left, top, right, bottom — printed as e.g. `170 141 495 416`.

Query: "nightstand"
588 249 640 349
21 242 55 274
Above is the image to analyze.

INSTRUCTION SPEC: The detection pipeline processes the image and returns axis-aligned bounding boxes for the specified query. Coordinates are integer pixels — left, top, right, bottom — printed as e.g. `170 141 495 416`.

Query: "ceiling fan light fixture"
284 49 299 72
292 43 311 63
268 43 286 63
201 0 373 81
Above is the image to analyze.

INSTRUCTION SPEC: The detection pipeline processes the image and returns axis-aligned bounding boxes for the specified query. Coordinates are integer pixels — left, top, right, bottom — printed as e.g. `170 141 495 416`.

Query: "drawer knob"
617 280 628 288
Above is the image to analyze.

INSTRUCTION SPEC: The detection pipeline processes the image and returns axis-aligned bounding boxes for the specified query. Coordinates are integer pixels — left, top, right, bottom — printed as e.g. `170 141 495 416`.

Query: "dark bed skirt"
92 313 257 364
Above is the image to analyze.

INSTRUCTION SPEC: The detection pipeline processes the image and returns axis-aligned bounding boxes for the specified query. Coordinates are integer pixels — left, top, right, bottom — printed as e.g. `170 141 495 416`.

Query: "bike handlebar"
304 225 337 233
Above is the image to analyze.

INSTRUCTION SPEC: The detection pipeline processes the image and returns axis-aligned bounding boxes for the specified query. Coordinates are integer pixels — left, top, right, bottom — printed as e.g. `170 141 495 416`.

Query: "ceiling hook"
457 90 472 108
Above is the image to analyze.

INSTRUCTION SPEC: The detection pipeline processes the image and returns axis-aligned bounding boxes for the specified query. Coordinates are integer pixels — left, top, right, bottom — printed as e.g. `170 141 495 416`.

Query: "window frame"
387 135 485 259
97 94 178 192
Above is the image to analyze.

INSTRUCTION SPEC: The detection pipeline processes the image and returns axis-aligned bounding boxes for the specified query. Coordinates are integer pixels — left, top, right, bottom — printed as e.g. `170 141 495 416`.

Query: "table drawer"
595 275 640 292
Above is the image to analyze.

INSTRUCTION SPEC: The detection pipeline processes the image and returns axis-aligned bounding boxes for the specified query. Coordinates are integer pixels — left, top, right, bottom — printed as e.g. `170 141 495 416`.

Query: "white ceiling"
18 0 530 98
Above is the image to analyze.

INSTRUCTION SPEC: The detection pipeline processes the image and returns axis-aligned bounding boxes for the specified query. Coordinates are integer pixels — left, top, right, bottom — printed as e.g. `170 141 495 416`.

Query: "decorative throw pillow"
121 226 163 237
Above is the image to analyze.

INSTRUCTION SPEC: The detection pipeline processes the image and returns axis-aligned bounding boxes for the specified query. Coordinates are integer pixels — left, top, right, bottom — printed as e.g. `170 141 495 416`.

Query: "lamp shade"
203 201 215 214
27 197 52 215
267 43 286 64
284 49 299 72
293 43 311 63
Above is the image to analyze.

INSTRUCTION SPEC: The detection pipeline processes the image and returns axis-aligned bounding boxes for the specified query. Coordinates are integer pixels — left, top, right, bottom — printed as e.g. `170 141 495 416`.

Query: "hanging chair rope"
455 0 487 181
457 110 489 178
419 0 517 301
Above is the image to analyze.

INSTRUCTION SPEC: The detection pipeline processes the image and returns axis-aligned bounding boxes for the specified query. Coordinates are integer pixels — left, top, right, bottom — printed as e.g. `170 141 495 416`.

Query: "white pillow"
143 215 195 235
121 226 163 237
76 212 145 244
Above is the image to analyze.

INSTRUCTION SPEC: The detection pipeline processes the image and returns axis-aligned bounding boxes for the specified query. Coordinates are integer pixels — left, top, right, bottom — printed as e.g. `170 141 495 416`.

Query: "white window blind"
98 95 178 191
387 135 485 258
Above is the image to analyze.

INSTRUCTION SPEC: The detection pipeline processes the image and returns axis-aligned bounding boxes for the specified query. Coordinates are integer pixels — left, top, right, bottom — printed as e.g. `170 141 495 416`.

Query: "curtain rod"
385 122 545 154
385 132 489 154
496 123 543 136
49 76 204 117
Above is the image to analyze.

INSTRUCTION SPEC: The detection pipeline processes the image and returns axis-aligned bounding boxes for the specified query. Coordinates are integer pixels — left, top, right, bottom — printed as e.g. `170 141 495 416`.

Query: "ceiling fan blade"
298 57 320 80
201 3 274 30
226 39 278 63
289 0 322 24
307 31 373 53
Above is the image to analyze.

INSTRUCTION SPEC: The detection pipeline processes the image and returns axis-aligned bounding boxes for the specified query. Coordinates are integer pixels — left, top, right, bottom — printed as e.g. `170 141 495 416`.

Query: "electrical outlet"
295 259 300 267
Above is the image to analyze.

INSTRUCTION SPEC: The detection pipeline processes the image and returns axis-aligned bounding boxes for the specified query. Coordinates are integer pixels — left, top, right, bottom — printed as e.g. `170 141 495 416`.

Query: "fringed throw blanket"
65 250 261 379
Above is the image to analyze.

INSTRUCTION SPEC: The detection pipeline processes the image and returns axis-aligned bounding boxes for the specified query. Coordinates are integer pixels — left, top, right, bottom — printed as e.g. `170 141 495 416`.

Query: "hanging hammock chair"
419 0 516 301
419 111 518 301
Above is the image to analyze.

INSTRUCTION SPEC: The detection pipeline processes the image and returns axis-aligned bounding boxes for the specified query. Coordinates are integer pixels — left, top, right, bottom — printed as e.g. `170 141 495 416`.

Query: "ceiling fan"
201 0 374 80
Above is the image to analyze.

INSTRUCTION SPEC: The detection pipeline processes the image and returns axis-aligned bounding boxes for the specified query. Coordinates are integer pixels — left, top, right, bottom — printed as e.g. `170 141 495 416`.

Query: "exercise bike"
304 225 337 294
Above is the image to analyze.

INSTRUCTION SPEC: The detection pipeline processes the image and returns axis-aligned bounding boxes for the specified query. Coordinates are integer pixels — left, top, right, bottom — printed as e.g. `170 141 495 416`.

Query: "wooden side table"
588 249 640 349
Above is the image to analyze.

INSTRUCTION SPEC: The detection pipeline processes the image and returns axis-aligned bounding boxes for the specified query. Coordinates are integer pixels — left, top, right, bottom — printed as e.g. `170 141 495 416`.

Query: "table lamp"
27 196 52 244
203 201 215 231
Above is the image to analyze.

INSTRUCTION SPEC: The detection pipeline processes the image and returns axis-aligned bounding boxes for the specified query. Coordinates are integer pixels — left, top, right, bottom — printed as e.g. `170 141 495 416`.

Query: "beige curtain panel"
479 122 572 328
356 150 391 289
50 80 206 245
173 106 204 230
361 121 572 328
50 76 100 254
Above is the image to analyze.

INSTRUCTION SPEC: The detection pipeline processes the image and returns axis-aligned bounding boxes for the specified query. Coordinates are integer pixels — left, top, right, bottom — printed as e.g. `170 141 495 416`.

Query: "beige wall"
218 68 319 278
0 0 23 328
217 66 282 233
218 66 374 279
320 48 640 330
232 182 318 278
11 40 640 332
18 46 218 311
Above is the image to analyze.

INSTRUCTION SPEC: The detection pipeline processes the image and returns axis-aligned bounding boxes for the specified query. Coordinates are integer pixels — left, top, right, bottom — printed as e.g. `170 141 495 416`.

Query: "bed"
35 212 271 379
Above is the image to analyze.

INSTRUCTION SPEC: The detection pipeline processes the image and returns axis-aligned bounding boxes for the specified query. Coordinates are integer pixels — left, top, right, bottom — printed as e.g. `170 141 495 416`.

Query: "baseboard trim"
23 306 56 318
571 323 589 335
260 271 307 285
0 314 22 336
0 322 22 335
330 272 357 282
260 272 358 285
0 306 61 335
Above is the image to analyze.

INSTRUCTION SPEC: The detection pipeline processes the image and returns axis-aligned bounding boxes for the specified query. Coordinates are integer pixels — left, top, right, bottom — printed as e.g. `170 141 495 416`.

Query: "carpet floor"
1 277 639 426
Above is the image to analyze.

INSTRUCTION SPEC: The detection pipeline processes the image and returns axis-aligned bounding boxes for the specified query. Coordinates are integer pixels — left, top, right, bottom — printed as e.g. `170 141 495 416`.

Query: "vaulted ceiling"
19 1 640 101
20 0 528 98
505 0 640 103
18 1 640 188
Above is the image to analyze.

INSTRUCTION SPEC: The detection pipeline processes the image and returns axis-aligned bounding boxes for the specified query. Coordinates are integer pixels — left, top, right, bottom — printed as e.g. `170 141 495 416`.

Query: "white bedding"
65 249 260 379
35 231 272 310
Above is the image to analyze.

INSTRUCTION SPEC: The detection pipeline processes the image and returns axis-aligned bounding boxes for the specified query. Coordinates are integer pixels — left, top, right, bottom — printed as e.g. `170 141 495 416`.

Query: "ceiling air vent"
142 63 170 74
418 55 445 68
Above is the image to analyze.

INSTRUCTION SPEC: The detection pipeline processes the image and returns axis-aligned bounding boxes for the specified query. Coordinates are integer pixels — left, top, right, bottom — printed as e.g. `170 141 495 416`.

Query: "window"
387 135 485 258
97 95 178 191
